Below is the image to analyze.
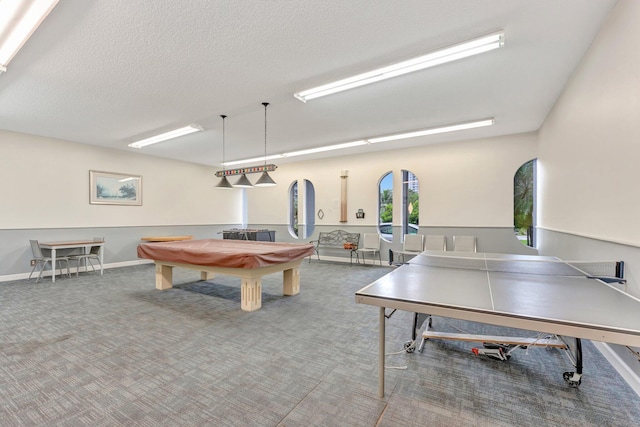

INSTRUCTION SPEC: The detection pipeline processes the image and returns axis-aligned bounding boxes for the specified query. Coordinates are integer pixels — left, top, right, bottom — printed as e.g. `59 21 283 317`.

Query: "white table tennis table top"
355 251 640 347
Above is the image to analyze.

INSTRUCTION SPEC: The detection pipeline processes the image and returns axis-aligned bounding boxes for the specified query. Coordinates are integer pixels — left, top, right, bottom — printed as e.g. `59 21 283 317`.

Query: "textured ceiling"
0 0 617 167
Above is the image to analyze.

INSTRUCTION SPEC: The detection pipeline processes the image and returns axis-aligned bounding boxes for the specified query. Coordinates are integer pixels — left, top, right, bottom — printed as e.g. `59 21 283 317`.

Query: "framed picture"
89 170 142 205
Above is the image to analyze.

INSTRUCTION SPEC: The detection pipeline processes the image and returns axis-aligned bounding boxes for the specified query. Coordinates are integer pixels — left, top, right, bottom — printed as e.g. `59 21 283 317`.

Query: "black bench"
310 230 360 265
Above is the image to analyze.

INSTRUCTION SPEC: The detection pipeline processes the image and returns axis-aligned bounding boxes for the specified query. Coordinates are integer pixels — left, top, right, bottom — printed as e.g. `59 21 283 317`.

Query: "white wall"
1 130 241 228
247 132 538 229
537 0 640 386
538 0 640 247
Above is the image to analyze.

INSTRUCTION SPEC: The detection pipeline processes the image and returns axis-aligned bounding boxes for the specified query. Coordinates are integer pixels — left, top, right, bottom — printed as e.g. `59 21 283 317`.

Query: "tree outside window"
378 172 393 241
514 159 536 247
289 181 298 237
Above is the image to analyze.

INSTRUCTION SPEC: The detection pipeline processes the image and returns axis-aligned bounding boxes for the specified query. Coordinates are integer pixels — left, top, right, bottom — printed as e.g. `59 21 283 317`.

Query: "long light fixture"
367 118 495 143
0 0 59 73
284 140 367 158
128 124 202 149
223 154 282 167
223 118 495 166
216 115 233 189
294 31 504 102
254 102 277 187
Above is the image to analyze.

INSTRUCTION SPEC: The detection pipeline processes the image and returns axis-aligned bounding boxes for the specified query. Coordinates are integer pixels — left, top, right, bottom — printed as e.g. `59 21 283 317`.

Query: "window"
378 171 419 242
289 179 315 239
402 170 419 237
303 179 315 238
378 172 393 241
289 181 298 237
514 159 536 247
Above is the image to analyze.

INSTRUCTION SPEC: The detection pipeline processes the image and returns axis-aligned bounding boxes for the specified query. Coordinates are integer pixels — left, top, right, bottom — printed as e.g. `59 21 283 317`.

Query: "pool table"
137 238 315 311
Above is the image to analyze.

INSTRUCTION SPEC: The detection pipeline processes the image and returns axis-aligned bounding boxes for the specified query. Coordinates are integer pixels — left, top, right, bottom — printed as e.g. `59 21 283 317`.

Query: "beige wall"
0 127 537 275
0 130 242 229
247 132 538 231
538 0 640 247
536 0 640 385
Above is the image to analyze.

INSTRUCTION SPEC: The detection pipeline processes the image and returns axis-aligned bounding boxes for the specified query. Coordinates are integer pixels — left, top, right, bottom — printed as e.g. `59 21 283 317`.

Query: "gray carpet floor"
1 261 639 426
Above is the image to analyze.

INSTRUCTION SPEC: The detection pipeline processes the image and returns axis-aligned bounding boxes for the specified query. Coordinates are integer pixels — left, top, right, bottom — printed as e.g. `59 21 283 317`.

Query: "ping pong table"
355 251 640 397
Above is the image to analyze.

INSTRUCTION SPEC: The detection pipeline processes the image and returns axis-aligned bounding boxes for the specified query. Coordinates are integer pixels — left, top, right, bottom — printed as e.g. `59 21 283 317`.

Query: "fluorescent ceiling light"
284 140 367 158
294 31 504 102
223 154 283 167
128 125 202 149
368 119 495 144
222 118 494 165
0 0 59 72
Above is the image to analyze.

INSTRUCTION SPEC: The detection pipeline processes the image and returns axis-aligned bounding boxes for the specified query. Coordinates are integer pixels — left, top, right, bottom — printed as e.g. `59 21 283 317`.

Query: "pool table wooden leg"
241 278 262 311
200 271 215 281
156 263 173 290
282 267 300 296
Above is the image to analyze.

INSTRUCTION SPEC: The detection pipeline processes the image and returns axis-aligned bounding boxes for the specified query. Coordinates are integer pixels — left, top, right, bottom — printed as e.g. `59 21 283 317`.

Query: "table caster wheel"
563 371 581 387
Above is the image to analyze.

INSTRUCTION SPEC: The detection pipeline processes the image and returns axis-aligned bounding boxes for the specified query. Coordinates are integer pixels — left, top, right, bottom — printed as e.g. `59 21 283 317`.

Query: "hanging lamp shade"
255 171 276 187
254 102 276 187
216 175 233 188
234 174 253 188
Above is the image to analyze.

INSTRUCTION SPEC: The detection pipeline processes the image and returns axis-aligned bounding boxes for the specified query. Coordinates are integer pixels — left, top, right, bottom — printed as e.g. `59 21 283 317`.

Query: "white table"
39 240 105 282
355 251 640 397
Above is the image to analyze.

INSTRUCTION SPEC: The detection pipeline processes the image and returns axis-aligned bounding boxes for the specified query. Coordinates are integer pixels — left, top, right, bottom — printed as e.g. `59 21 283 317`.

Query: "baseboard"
308 254 390 266
1 255 388 283
0 259 153 283
593 341 640 397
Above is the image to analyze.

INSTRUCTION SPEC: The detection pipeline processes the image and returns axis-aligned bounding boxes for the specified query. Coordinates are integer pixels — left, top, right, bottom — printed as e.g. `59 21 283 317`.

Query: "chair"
68 237 103 275
424 235 446 251
28 240 71 283
357 233 381 265
398 234 424 263
453 236 476 252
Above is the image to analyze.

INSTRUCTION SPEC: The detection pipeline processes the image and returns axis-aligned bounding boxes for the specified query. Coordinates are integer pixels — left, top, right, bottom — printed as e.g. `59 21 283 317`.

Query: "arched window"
303 179 315 238
514 159 536 247
289 181 298 237
378 172 393 242
402 170 419 237
289 179 315 239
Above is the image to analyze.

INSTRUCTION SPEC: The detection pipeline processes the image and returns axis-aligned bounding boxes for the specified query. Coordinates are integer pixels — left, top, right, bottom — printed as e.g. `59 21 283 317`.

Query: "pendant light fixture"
213 103 277 186
234 173 254 188
216 115 233 189
254 102 277 187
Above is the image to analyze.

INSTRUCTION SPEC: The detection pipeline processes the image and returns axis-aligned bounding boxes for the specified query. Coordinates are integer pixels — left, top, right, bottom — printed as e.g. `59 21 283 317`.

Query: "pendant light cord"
262 102 269 166
221 114 227 172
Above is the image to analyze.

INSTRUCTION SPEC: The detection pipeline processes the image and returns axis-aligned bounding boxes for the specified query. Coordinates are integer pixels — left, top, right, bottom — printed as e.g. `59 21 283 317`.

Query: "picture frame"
89 170 142 205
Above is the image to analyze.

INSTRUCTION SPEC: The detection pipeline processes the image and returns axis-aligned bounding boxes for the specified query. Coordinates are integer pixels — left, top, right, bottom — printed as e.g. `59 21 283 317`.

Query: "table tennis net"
412 254 624 280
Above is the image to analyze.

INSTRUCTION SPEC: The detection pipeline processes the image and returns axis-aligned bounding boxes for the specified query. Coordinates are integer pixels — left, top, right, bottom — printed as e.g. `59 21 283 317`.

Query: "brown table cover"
137 238 315 269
